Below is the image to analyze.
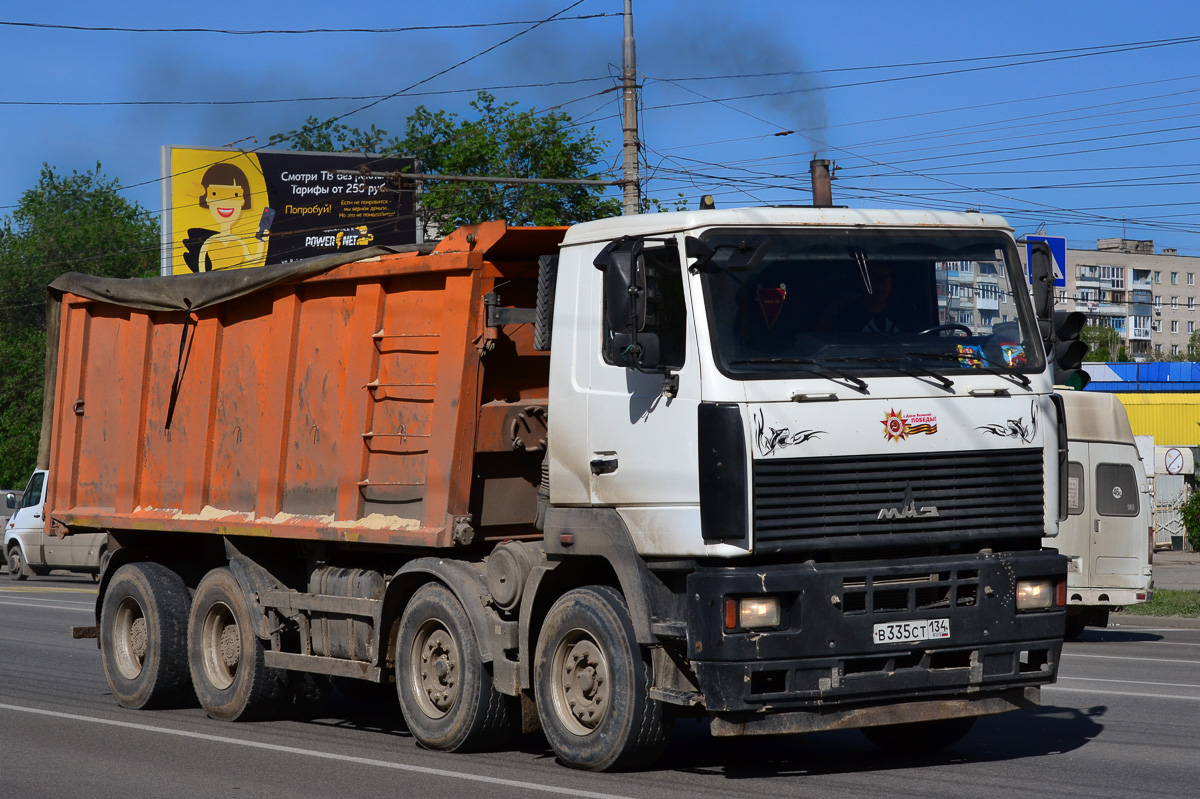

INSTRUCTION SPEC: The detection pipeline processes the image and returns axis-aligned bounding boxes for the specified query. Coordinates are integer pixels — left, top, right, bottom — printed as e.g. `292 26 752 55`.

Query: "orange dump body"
45 221 563 549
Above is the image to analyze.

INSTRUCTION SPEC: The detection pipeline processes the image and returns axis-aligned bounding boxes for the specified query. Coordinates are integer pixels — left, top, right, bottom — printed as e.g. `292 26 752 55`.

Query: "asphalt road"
2 574 1198 799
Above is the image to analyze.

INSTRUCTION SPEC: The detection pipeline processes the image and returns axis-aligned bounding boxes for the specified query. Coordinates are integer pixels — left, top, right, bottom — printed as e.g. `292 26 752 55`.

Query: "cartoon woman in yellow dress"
183 164 268 272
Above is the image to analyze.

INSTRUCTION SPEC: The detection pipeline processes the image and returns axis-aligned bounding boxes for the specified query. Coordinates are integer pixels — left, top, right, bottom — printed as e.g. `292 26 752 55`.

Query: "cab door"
586 238 702 508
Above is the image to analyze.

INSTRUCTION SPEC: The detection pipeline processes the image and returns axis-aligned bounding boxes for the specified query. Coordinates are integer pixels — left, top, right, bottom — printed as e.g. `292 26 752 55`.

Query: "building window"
1190 321 1195 334
1172 297 1179 309
1155 296 1162 309
1154 271 1162 284
1173 345 1180 356
1190 297 1195 311
1172 272 1179 285
1152 320 1161 332
1171 320 1179 333
1189 273 1195 286
1156 344 1163 354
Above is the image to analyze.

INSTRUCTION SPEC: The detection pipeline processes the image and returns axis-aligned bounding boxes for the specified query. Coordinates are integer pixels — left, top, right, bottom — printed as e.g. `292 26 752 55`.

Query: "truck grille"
753 448 1044 550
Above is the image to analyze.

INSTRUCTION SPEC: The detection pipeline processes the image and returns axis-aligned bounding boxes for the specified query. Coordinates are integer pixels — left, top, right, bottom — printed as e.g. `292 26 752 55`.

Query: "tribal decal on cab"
754 408 824 456
976 398 1039 444
881 409 938 442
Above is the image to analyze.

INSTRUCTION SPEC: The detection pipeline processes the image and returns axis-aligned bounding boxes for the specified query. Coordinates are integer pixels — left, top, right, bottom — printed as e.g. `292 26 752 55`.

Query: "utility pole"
621 0 640 215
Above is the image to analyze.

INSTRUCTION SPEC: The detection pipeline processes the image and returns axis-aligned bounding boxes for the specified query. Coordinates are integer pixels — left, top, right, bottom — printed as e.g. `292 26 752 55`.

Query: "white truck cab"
1052 391 1153 637
5 469 108 580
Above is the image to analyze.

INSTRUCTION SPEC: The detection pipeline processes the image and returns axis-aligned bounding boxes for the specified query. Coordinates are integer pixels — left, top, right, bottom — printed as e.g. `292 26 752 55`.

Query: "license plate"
873 618 950 645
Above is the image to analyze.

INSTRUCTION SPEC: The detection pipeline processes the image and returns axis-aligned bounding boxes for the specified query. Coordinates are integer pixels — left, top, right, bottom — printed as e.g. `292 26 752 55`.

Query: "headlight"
726 597 781 630
1016 580 1054 610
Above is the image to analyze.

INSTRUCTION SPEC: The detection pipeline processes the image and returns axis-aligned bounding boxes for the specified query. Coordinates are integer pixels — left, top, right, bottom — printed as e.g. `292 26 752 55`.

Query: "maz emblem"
878 484 940 521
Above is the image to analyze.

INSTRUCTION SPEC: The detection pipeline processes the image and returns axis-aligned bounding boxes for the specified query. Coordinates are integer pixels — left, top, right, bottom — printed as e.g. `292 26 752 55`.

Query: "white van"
1052 392 1154 638
4 469 108 580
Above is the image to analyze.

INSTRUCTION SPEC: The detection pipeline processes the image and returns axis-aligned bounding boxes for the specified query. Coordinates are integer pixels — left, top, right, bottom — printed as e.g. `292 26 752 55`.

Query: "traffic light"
1052 310 1090 390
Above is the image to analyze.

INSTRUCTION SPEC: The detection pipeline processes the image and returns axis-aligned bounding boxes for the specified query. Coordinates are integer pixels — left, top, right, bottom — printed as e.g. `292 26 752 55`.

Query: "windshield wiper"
908 351 1032 388
728 357 870 394
823 355 955 392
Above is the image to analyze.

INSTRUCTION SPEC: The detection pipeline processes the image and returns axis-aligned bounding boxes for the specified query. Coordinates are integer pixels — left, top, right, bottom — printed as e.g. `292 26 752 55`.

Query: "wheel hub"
220 623 241 669
417 629 458 714
561 640 607 729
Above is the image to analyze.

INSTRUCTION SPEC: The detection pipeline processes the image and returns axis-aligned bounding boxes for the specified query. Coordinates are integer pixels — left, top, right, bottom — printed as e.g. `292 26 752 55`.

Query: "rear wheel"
861 716 976 751
99 562 194 709
535 586 673 771
396 583 509 751
187 568 286 721
6 545 28 581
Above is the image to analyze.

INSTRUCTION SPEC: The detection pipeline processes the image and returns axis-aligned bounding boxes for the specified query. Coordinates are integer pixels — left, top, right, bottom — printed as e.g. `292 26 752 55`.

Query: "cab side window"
1095 463 1138 517
602 244 687 369
22 473 44 508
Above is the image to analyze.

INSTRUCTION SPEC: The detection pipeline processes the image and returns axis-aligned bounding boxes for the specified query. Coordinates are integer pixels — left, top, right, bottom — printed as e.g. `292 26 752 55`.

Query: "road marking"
1063 653 1199 665
0 703 640 799
1059 676 1200 689
1046 686 1200 702
0 599 93 612
0 586 97 594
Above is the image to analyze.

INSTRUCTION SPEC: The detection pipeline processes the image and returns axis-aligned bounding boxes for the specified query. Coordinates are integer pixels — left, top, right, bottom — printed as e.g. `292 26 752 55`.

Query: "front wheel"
99 562 194 709
861 716 976 751
535 586 673 771
187 568 287 721
6 545 28 580
395 582 509 751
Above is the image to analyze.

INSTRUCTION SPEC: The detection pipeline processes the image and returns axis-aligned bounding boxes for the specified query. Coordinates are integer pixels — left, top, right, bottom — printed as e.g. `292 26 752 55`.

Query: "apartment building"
1058 238 1200 359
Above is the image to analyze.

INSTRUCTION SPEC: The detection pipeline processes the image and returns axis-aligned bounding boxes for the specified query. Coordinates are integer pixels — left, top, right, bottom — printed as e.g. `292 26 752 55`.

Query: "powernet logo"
304 226 375 250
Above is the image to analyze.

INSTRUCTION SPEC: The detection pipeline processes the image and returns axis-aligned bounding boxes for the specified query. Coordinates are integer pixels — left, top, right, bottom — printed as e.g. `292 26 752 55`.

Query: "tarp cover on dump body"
47 244 431 313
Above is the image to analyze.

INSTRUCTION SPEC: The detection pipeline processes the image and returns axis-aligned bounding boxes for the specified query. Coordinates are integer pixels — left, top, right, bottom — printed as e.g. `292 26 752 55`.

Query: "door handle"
590 456 618 475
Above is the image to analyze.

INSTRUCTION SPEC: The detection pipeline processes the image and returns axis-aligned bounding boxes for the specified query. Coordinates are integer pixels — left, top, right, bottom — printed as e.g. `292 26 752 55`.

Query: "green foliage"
0 163 159 483
0 329 45 488
396 92 620 236
266 116 389 154
1188 330 1200 361
1117 588 1200 617
1181 483 1200 553
1080 324 1120 362
269 92 622 237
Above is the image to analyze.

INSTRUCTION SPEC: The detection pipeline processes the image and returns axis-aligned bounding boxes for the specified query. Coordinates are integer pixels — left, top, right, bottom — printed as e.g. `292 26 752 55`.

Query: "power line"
0 76 613 107
0 14 611 36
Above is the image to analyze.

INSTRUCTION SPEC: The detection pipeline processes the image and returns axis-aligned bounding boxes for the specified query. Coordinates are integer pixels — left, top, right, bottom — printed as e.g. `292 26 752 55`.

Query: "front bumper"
685 549 1066 714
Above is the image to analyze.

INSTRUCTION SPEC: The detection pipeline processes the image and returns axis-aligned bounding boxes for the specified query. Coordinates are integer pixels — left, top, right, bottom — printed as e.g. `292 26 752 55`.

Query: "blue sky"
3 1 1200 252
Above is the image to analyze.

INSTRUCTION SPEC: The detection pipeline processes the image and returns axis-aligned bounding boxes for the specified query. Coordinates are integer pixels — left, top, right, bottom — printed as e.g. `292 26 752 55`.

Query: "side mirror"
5 493 14 510
1029 240 1056 352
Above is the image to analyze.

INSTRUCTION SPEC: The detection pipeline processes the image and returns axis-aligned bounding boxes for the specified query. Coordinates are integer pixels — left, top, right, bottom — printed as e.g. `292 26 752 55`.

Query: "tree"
270 92 621 238
266 116 389 154
1188 330 1200 361
0 163 159 486
1080 324 1120 362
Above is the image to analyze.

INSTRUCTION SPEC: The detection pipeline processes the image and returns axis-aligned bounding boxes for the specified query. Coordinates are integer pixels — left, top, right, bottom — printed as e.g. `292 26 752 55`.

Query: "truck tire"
187 568 287 721
534 586 673 771
99 562 194 709
396 582 509 751
6 545 28 581
860 716 976 751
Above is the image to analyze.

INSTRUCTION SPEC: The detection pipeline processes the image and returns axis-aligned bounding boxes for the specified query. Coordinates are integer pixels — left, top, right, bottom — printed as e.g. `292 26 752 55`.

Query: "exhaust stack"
810 158 833 207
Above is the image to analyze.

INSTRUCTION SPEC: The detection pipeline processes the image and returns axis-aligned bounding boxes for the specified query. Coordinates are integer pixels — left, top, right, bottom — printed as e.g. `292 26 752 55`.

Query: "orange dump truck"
47 211 1069 771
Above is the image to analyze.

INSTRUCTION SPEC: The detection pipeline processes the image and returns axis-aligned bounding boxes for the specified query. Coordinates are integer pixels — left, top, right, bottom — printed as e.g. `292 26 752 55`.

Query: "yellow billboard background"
169 149 271 274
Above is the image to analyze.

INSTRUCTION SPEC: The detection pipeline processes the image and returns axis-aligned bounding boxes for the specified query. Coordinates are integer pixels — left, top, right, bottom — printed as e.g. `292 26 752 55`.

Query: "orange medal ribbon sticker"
757 284 787 329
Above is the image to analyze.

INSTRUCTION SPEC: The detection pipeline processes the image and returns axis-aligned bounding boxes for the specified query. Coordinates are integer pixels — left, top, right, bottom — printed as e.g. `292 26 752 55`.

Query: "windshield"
698 228 1044 380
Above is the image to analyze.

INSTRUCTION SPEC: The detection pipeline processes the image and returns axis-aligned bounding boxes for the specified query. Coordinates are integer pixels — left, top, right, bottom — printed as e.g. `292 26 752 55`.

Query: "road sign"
1027 235 1067 288
1165 447 1184 475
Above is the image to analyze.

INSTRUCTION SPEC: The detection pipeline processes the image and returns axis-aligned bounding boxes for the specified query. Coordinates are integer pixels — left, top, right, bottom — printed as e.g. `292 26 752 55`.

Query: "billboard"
161 147 416 274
